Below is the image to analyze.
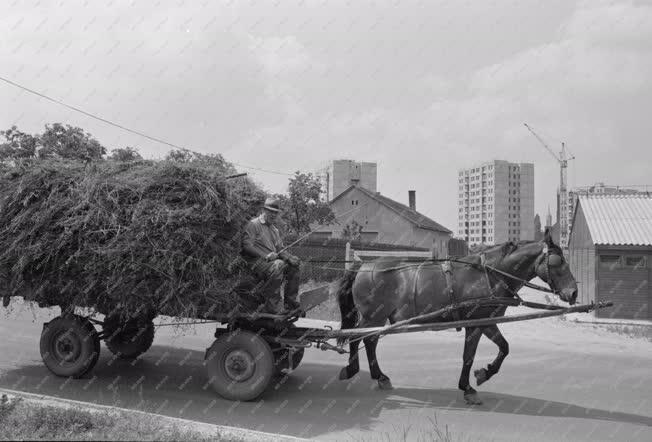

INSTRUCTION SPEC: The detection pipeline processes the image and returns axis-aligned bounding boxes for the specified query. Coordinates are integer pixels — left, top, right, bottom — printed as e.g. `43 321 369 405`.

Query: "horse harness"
401 246 561 328
422 246 561 325
480 245 562 297
411 259 461 323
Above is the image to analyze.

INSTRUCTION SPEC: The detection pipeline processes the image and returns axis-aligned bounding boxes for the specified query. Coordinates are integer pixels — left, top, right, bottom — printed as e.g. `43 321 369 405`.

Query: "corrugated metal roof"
578 195 652 246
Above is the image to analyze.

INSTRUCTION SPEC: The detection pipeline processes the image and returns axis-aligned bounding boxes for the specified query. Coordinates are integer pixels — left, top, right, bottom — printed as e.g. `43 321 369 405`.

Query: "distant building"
326 160 377 201
545 206 561 245
568 195 652 320
457 160 534 246
315 160 452 255
545 207 553 229
315 186 452 255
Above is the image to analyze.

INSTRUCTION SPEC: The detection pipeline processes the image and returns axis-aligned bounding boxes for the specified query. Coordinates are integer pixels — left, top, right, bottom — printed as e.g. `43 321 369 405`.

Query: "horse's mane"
458 240 543 265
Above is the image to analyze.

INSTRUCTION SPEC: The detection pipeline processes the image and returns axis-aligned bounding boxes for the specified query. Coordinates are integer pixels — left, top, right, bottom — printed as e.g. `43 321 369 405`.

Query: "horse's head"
534 228 578 305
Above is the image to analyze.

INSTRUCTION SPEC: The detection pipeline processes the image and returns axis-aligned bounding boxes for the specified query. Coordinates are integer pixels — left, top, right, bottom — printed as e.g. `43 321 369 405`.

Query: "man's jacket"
241 215 287 265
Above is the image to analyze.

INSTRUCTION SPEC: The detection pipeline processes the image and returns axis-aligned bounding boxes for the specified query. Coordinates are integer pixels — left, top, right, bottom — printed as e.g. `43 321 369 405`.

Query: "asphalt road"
1 301 650 442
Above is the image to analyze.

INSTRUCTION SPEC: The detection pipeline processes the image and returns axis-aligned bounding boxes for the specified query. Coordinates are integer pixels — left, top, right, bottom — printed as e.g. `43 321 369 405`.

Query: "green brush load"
0 158 265 319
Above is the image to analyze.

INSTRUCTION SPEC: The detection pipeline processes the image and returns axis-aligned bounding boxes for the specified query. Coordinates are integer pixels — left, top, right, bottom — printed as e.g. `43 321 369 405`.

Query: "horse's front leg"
363 335 393 390
339 340 360 380
459 326 483 405
474 324 509 386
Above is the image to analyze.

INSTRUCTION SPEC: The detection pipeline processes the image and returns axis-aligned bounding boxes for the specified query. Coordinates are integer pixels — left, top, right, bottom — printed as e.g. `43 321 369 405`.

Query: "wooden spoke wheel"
40 315 100 378
205 330 274 401
103 315 155 359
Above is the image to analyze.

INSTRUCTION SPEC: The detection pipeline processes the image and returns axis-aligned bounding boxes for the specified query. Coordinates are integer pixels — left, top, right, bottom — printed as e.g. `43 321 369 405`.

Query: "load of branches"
0 157 265 319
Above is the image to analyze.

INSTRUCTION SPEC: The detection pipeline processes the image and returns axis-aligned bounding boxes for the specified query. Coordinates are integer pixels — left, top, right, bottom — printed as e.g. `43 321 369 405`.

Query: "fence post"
345 241 351 270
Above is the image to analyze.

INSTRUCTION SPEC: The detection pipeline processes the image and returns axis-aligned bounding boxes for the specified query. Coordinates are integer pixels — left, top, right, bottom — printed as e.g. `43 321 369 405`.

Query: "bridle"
479 243 562 297
533 245 564 294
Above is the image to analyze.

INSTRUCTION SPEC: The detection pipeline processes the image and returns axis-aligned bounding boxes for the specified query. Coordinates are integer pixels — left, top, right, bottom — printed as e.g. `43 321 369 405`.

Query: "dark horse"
335 229 578 404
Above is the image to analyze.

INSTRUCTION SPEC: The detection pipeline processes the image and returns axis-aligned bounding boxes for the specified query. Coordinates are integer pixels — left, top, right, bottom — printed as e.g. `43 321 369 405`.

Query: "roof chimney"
408 190 416 211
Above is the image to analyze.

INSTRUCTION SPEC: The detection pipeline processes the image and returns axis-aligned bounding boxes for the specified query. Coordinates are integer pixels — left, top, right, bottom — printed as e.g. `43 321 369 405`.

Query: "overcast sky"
1 0 651 232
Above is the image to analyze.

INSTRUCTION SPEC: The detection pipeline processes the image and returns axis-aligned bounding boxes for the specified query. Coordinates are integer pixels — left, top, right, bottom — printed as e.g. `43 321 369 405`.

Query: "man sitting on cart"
241 197 303 315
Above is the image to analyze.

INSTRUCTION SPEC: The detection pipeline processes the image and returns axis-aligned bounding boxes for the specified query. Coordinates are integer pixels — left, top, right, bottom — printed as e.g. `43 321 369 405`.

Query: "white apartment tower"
458 160 534 246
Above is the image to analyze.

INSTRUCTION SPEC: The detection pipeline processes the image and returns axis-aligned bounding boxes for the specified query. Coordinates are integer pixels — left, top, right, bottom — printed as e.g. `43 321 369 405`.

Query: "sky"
1 0 651 233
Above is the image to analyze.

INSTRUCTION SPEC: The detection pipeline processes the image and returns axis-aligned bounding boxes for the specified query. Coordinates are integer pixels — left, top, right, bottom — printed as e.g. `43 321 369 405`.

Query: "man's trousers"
251 259 300 314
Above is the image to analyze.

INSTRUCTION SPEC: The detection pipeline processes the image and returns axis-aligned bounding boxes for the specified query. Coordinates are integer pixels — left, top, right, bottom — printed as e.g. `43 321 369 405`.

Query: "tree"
342 220 364 241
279 171 335 236
0 126 40 161
109 146 142 162
38 123 106 162
534 214 543 241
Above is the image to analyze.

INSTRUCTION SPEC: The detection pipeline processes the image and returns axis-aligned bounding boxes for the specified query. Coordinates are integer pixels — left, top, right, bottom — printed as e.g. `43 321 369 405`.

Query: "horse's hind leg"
339 340 361 380
459 326 483 405
474 325 509 386
363 335 393 390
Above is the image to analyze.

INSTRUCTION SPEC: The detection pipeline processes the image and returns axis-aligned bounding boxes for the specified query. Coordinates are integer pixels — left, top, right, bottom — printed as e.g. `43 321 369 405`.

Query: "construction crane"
524 123 575 249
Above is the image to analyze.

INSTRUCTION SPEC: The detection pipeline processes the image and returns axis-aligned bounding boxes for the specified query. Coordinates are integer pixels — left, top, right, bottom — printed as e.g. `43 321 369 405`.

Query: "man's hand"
265 252 279 261
287 254 301 267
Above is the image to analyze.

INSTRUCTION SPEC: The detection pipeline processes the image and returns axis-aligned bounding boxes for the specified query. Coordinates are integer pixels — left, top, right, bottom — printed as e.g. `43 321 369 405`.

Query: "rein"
305 256 558 294
481 264 557 295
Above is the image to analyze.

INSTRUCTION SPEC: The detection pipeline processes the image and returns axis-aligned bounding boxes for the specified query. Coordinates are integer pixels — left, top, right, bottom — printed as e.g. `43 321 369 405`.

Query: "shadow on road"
1 344 650 438
383 386 652 427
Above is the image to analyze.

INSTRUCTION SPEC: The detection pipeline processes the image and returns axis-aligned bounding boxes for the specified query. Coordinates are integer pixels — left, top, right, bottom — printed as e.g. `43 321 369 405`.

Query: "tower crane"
524 123 575 249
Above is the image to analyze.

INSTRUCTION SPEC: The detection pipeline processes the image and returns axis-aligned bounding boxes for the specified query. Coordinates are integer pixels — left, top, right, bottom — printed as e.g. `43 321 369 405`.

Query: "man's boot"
283 265 304 316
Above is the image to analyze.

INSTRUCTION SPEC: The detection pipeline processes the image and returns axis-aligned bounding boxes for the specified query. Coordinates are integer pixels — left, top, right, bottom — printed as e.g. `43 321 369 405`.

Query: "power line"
0 75 294 176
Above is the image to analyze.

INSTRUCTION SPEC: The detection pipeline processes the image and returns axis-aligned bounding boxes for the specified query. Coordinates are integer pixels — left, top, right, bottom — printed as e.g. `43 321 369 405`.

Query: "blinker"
548 254 562 267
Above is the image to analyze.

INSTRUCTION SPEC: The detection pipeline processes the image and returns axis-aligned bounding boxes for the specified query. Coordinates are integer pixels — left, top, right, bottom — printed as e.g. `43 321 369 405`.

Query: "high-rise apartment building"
457 160 534 246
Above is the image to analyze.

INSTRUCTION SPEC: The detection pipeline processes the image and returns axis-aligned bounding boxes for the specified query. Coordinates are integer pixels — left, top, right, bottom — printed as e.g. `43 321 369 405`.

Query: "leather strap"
441 260 459 321
413 261 424 315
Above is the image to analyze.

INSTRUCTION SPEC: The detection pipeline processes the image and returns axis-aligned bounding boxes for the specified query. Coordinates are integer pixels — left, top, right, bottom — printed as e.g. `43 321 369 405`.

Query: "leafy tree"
278 171 335 236
342 220 364 241
0 126 40 161
109 146 142 162
38 123 106 162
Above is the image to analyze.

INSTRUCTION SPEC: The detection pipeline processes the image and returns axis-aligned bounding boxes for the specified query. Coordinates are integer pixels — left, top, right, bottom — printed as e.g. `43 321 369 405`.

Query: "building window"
600 255 621 270
624 256 646 270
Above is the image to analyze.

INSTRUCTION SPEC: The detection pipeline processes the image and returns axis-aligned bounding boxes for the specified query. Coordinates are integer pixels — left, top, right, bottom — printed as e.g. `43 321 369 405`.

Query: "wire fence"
288 238 434 283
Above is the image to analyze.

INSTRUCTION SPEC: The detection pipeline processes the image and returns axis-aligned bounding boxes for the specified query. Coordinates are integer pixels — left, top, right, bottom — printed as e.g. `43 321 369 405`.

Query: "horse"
335 228 578 405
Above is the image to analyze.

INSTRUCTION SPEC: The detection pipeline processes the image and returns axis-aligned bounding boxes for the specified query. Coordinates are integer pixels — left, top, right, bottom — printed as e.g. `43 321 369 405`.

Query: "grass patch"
345 414 474 442
600 323 652 342
0 394 242 441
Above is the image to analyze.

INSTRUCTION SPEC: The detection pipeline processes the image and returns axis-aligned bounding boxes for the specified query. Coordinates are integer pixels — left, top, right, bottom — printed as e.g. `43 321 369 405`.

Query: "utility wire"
0 75 294 176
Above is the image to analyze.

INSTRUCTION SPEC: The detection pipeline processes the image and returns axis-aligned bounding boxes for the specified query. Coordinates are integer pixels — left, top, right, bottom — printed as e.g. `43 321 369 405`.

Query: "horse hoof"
464 392 483 405
474 368 488 386
339 366 356 380
378 378 394 390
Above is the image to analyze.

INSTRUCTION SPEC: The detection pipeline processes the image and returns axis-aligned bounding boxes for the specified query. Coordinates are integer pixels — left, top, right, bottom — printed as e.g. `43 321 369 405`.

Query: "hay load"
0 158 265 319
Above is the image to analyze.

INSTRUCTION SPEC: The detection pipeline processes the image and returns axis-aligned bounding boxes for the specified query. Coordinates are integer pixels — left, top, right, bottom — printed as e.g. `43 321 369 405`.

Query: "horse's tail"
335 261 361 346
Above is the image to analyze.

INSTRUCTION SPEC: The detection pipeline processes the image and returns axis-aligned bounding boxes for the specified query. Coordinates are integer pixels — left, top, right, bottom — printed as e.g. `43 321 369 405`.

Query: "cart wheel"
104 316 155 359
205 330 274 401
40 315 100 378
272 345 305 375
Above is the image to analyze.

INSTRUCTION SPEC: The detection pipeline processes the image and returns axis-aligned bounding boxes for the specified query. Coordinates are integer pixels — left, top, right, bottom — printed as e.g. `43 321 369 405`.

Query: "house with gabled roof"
314 183 452 257
568 195 652 320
